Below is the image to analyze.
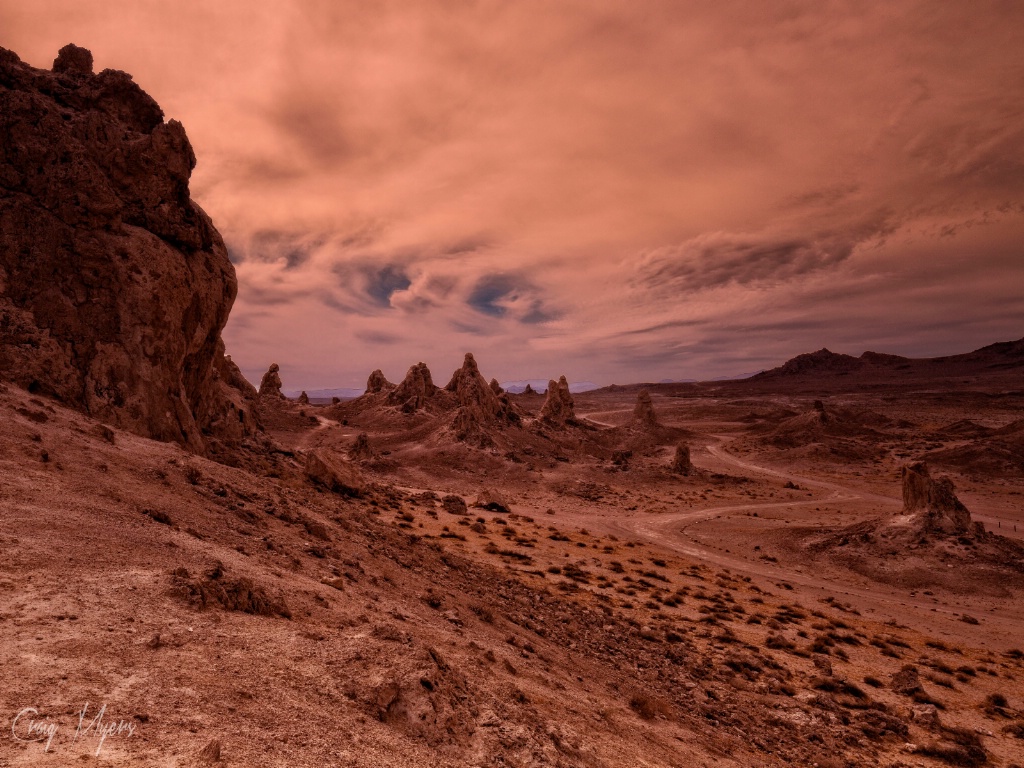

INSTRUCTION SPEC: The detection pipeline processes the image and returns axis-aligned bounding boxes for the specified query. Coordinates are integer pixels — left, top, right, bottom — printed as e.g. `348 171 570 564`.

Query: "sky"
4 1 1023 389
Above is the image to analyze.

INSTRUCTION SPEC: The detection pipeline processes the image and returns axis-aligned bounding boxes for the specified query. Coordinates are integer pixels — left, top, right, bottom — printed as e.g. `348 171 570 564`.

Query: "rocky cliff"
0 44 256 452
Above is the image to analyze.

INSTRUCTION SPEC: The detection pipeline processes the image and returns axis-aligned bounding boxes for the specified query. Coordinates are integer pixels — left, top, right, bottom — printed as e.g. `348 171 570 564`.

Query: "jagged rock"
305 449 363 496
901 462 973 536
298 391 309 404
523 383 536 395
446 354 501 416
0 45 255 452
173 563 290 618
388 362 435 411
672 444 693 475
349 432 373 460
490 378 504 396
540 376 575 424
204 345 260 441
366 368 394 394
451 406 493 447
53 43 93 76
632 390 659 428
258 363 284 398
473 489 512 513
445 353 517 444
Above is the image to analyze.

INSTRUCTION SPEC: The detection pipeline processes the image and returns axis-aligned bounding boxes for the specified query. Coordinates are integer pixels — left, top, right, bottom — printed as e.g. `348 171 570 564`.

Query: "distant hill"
283 388 364 401
502 379 600 394
752 338 1024 382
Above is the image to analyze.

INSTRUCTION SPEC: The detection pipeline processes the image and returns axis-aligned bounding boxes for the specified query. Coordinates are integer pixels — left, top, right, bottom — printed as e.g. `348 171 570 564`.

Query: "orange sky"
4 1 1023 388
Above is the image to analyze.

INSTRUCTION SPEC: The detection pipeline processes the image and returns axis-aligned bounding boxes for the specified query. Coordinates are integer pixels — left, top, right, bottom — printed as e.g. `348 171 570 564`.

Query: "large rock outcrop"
258 363 284 398
901 462 973 536
445 353 517 444
540 376 575 425
366 369 394 394
0 44 255 452
387 362 436 415
388 362 437 412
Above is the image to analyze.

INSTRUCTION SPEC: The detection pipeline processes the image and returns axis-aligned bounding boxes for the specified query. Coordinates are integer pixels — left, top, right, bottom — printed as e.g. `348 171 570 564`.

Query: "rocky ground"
5 360 1024 766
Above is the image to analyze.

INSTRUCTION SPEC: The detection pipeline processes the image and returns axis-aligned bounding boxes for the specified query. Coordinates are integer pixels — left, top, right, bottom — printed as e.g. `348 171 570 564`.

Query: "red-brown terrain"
2 44 1024 768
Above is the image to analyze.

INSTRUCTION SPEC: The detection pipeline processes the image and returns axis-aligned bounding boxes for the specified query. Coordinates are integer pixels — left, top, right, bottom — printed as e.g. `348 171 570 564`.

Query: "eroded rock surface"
901 462 974 536
388 362 436 412
258 364 284 399
540 376 575 425
0 44 254 452
632 389 659 429
366 369 394 394
672 444 693 475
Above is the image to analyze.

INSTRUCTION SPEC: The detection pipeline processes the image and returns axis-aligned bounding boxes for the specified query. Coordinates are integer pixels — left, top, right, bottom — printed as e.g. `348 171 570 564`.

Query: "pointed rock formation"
446 354 502 416
672 444 693 475
298 391 309 405
259 364 284 399
0 44 255 452
901 462 974 536
388 362 436 412
632 390 659 428
490 378 504 396
445 353 515 444
349 433 373 461
522 383 536 395
366 369 394 394
540 376 575 425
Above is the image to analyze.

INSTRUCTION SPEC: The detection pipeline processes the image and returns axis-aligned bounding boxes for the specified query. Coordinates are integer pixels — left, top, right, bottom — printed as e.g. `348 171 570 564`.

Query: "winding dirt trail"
555 434 1023 632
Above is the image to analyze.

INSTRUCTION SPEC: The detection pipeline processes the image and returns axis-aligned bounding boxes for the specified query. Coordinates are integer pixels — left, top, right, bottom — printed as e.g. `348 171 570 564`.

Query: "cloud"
4 1 1023 386
466 274 558 324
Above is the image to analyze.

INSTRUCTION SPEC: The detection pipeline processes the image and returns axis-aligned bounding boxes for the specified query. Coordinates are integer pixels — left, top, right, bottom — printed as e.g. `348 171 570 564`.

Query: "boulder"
441 494 468 515
540 376 575 424
388 362 436 411
366 368 394 394
258 363 284 398
632 390 659 428
473 489 512 513
304 449 363 496
671 444 693 475
901 462 973 536
0 44 256 452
